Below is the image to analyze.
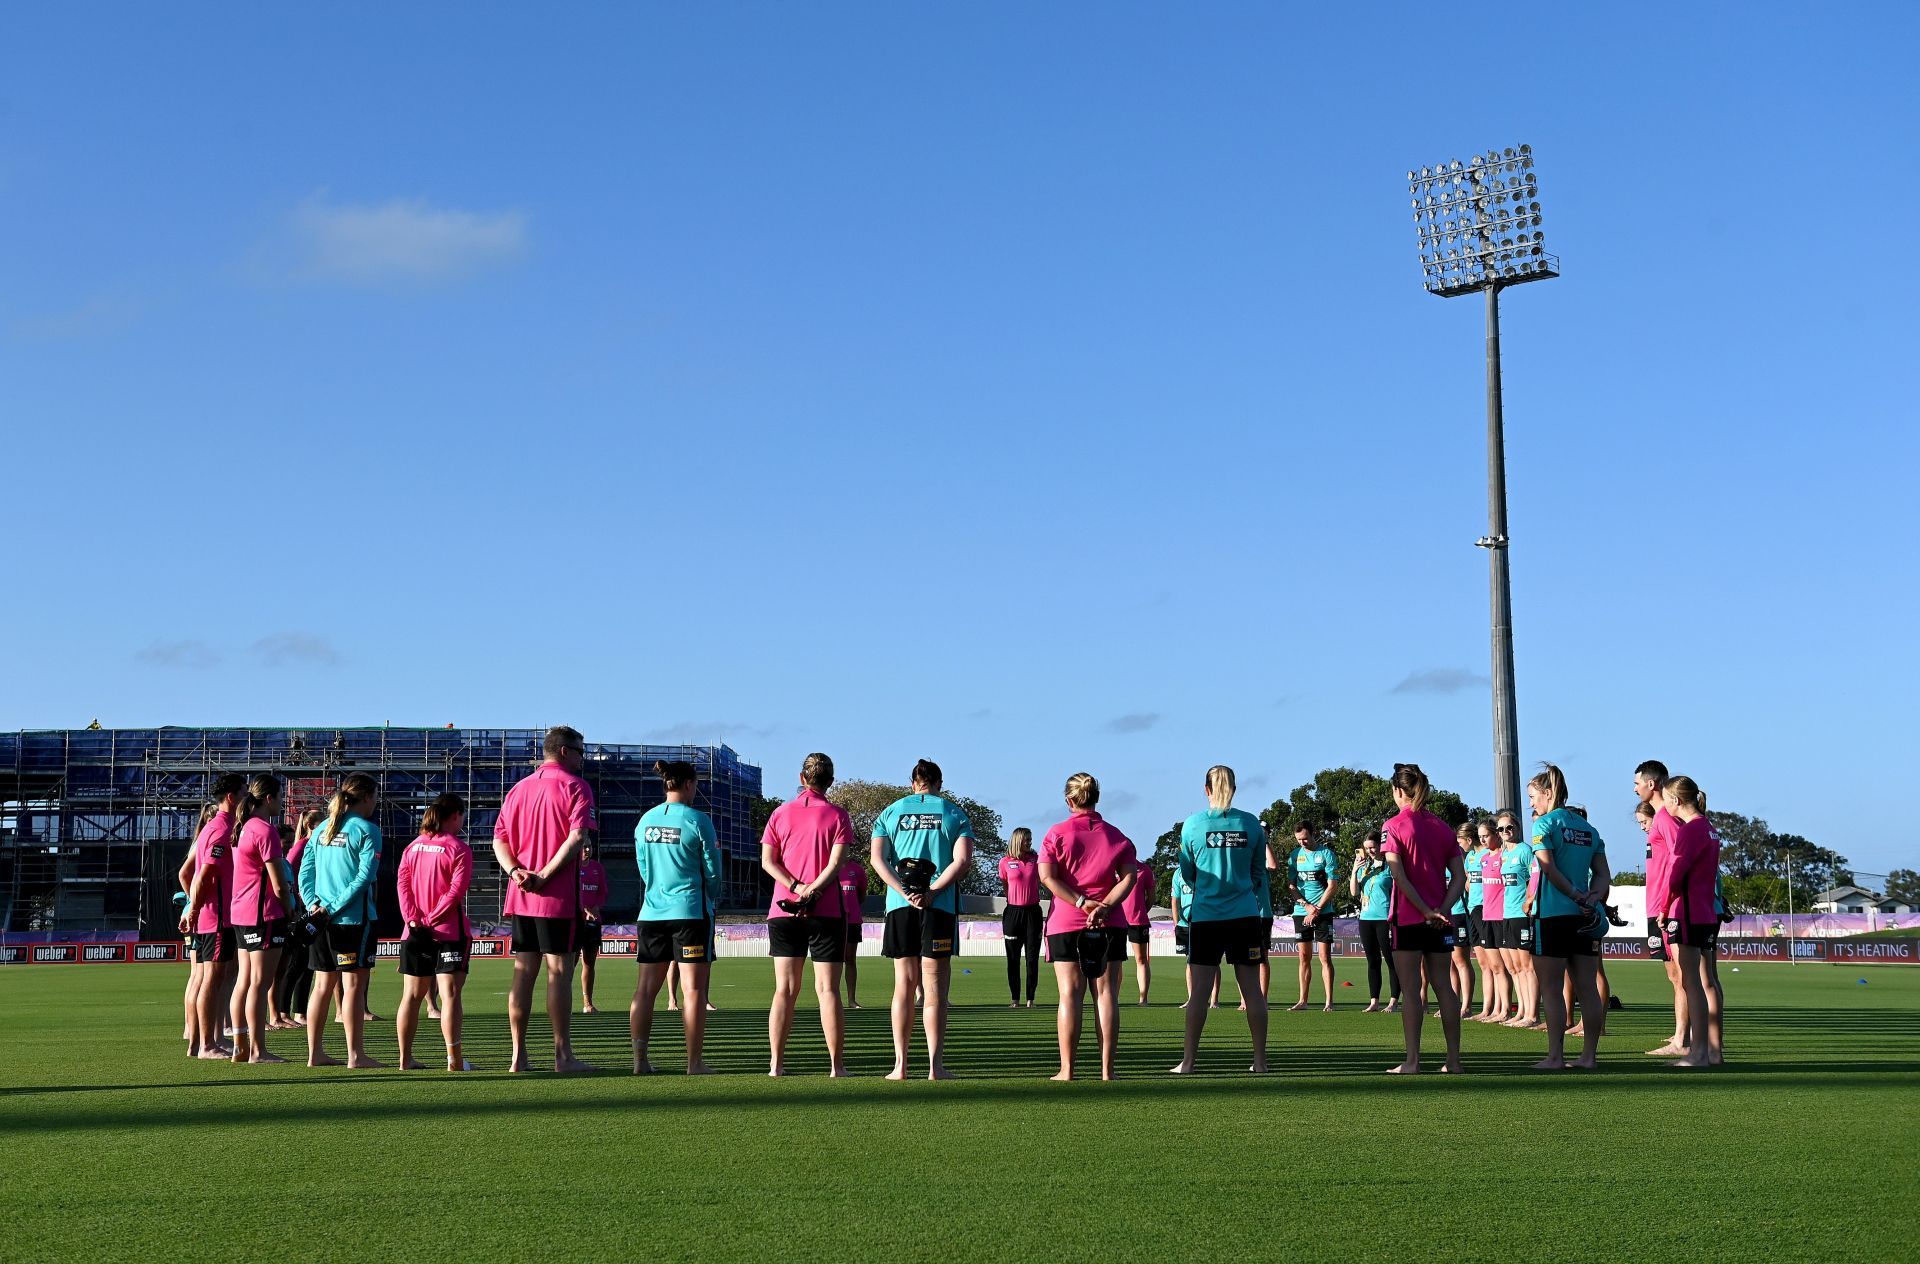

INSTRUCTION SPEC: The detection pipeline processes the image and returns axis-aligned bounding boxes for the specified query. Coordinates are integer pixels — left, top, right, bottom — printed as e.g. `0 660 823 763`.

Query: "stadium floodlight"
1406 143 1560 816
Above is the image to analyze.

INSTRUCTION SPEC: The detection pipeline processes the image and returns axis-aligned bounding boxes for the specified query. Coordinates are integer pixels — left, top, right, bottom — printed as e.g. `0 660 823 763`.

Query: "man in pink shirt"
492 726 597 1073
1122 860 1155 1005
1635 759 1689 1057
760 753 855 1076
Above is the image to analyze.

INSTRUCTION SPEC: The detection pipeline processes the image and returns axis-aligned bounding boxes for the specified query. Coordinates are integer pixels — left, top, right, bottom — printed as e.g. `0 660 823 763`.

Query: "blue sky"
4 4 1915 875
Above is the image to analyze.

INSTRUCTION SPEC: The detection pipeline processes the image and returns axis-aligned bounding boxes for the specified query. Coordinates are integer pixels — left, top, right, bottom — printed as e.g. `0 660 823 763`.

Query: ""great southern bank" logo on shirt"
643 826 683 845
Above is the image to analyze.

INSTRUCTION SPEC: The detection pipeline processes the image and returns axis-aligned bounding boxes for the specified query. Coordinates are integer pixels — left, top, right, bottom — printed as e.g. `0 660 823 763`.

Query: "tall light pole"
1408 145 1559 814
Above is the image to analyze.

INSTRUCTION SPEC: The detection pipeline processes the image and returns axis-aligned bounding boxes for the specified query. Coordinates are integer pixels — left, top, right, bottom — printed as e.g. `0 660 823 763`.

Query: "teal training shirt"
874 793 973 915
298 816 382 925
634 802 721 921
1352 855 1392 921
1464 845 1489 911
1288 844 1335 917
1531 808 1605 918
1501 841 1536 920
1172 872 1193 928
1177 808 1268 923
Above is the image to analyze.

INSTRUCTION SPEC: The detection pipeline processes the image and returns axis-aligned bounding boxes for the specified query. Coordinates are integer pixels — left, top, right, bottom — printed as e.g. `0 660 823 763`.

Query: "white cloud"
135 640 221 669
288 194 527 285
251 633 340 667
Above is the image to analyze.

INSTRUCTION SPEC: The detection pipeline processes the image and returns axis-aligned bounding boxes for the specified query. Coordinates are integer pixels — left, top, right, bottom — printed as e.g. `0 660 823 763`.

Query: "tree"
1148 823 1183 908
1257 767 1482 913
1887 868 1920 906
827 780 1007 898
1708 810 1852 907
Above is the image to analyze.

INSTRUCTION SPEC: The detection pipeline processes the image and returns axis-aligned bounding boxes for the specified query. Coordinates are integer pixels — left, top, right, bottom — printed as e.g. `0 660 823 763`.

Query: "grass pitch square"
2 958 1916 1261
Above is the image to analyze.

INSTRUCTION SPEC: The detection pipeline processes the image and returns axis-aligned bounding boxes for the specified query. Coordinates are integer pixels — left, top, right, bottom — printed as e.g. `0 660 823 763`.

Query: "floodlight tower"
1408 145 1559 815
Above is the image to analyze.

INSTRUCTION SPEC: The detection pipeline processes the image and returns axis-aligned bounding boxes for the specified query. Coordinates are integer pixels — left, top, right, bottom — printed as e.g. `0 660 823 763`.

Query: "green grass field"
3 957 1917 1261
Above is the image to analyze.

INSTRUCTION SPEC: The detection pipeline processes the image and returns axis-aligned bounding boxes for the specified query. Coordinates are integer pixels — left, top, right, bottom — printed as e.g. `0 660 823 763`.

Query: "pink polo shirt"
397 832 473 941
762 788 856 920
228 816 288 926
191 810 236 933
1646 807 1678 917
578 859 608 915
1040 810 1138 936
494 763 597 920
1381 807 1455 927
1120 860 1154 928
837 860 869 925
1667 814 1721 924
1479 848 1507 920
999 854 1040 906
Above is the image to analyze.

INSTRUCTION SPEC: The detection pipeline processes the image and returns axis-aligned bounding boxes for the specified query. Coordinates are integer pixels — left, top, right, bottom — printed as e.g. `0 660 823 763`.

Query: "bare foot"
705 1002 718 1012
666 1001 679 1011
555 1055 593 1074
1362 1001 1379 1013
632 1058 657 1076
1250 1061 1269 1074
1645 1043 1683 1056
769 1064 788 1077
1050 1070 1074 1081
1669 1057 1711 1069
250 1052 289 1065
308 1052 344 1067
1324 1003 1335 1012
1288 1001 1309 1012
1440 1060 1464 1074
828 1066 849 1078
928 1066 955 1081
1566 1024 1585 1038
399 1058 426 1071
582 1004 600 1014
850 1001 865 1010
509 1059 535 1074
1169 1060 1195 1075
1385 1061 1420 1075
1531 1057 1568 1071
451 1059 478 1071
198 1048 231 1061
346 1054 385 1069
686 1061 716 1075
884 1065 908 1081
1101 1071 1118 1081
1572 1056 1598 1069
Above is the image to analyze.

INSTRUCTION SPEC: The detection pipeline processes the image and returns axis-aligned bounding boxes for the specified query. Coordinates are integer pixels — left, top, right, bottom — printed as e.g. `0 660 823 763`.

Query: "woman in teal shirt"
1527 765 1610 1069
297 773 384 1069
630 760 723 1075
1349 827 1399 1012
1496 811 1540 1028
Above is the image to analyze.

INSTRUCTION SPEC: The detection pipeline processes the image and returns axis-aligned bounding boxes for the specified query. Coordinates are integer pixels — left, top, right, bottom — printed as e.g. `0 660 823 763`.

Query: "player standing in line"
1172 867 1223 1010
872 759 974 1081
1662 776 1724 1069
1169 765 1268 1074
1447 823 1476 1015
1381 763 1467 1075
1037 772 1139 1081
181 772 246 1059
396 792 475 1071
631 760 723 1075
1123 857 1155 1005
492 725 596 1075
761 753 854 1078
1496 810 1540 1027
1526 766 1610 1070
1635 760 1690 1057
1350 827 1399 1013
838 855 869 1010
299 774 384 1069
227 775 291 1064
1477 826 1512 1022
1285 823 1337 1011
999 828 1043 1009
577 840 608 1014
274 808 323 1029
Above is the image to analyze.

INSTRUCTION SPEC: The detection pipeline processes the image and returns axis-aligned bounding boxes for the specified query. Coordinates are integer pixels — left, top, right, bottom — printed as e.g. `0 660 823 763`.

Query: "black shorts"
1047 927 1128 969
1126 926 1150 946
1499 919 1533 951
191 928 234 964
1002 903 1042 944
400 935 470 976
1466 909 1487 948
1647 917 1671 961
1535 914 1600 959
1187 917 1268 969
577 917 602 962
234 920 288 952
1295 913 1334 944
1449 913 1471 947
1174 925 1190 955
882 907 958 959
769 915 847 963
511 914 577 957
637 918 712 965
311 922 376 972
846 921 864 945
1663 919 1719 950
1389 921 1458 955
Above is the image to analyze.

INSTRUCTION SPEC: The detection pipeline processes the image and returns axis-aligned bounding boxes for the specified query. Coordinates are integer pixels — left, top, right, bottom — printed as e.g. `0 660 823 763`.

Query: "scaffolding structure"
0 728 764 935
